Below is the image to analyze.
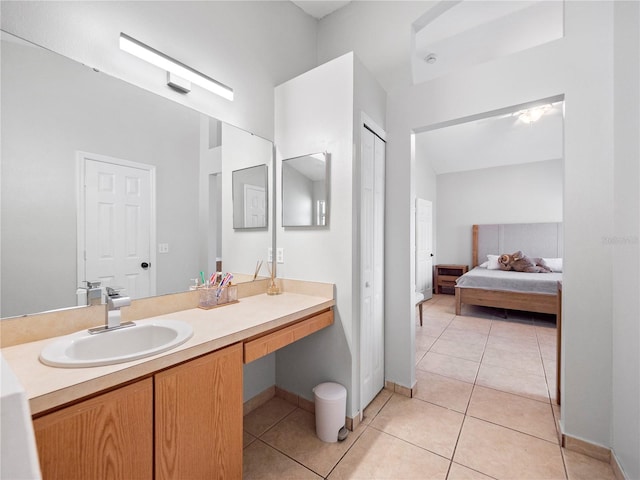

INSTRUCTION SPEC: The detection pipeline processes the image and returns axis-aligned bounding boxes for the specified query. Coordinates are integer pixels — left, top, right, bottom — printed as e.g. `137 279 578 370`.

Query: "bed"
454 223 563 317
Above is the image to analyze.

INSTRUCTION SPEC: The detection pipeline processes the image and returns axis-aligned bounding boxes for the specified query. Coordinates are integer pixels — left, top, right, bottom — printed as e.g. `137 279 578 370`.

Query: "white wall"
611 2 640 478
274 52 387 417
385 1 615 449
0 0 318 140
282 166 314 226
436 159 563 267
274 53 356 413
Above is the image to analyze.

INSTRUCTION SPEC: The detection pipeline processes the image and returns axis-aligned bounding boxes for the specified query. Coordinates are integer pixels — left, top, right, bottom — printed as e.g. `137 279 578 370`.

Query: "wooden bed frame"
454 224 560 317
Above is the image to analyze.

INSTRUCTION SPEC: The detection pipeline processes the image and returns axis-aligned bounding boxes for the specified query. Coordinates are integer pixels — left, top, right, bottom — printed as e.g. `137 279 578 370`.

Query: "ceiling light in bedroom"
518 104 551 123
119 33 234 101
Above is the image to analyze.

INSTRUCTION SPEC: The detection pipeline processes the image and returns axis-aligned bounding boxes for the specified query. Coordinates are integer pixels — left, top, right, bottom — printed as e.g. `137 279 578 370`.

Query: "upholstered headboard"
472 223 563 267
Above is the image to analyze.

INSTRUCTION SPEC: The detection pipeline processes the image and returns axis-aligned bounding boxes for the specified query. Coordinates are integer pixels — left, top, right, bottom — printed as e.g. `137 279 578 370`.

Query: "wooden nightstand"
434 264 468 295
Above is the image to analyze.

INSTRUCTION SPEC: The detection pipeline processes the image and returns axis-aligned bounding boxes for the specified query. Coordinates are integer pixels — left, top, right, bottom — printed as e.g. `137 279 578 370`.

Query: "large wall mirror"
0 31 273 318
282 152 329 227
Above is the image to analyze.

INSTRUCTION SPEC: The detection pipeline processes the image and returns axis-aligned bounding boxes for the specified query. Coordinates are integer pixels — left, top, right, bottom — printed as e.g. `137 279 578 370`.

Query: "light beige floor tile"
414 370 473 413
481 346 545 375
476 363 549 402
243 396 297 437
454 417 565 480
467 386 558 442
439 328 488 347
361 388 392 425
490 320 537 340
431 337 486 363
485 333 540 354
260 408 362 477
370 395 464 459
540 341 557 361
536 329 557 345
243 440 322 479
328 428 450 479
416 348 428 365
423 324 448 337
417 351 480 384
416 333 439 350
447 462 496 479
244 431 257 449
563 449 616 480
448 316 493 335
423 312 457 327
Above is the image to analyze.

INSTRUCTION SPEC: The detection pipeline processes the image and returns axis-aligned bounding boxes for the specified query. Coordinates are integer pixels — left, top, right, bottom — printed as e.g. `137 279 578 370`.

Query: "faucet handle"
106 286 125 297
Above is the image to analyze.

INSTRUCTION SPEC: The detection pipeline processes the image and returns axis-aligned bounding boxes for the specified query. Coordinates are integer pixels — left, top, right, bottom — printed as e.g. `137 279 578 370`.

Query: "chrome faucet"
88 287 135 334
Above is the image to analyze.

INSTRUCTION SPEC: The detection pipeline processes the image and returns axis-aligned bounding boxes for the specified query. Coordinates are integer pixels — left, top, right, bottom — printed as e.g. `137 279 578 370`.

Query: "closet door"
360 125 385 410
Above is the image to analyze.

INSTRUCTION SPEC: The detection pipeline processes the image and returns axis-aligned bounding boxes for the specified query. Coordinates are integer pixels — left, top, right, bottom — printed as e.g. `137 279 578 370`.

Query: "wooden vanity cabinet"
155 342 243 479
32 343 243 480
33 378 153 480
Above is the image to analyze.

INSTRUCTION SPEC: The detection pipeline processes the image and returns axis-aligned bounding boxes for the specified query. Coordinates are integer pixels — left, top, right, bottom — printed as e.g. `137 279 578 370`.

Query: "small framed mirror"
232 164 268 229
282 152 329 227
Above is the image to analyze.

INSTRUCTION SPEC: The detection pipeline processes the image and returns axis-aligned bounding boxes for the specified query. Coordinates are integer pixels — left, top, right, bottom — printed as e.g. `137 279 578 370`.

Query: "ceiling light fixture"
119 33 234 101
424 53 438 64
517 104 551 123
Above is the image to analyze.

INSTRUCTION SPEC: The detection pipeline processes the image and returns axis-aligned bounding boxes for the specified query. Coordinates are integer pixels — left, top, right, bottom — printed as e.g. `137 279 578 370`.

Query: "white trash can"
313 382 346 443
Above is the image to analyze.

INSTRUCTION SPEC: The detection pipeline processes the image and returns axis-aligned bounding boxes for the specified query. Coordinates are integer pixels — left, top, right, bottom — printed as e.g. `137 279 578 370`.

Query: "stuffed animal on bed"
498 251 552 273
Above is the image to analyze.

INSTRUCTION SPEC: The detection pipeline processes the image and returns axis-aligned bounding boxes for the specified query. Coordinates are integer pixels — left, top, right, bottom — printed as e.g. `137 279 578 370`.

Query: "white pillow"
478 261 489 268
486 254 501 270
544 258 563 272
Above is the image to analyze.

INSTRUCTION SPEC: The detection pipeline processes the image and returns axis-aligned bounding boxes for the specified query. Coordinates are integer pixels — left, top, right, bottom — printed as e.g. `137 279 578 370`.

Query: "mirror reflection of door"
244 184 266 228
232 164 268 229
80 153 155 299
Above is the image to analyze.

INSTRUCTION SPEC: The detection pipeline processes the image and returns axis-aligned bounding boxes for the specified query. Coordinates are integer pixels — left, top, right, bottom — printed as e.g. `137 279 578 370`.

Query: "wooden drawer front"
244 309 333 363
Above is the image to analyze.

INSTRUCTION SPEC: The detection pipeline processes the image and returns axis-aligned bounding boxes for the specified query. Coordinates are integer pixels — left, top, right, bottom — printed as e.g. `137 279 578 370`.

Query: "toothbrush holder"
197 284 238 309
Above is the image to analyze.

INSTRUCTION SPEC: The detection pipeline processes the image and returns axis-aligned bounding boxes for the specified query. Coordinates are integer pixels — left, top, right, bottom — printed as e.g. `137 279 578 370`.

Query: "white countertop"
1 292 334 415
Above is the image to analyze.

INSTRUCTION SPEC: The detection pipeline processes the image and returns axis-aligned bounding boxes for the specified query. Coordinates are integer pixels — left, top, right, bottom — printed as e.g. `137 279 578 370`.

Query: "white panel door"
83 157 153 299
361 125 385 410
416 198 433 300
244 184 266 228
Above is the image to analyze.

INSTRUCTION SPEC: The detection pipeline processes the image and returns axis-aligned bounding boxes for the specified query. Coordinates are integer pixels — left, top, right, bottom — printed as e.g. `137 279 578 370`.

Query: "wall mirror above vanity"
282 152 329 228
232 164 268 229
0 30 274 319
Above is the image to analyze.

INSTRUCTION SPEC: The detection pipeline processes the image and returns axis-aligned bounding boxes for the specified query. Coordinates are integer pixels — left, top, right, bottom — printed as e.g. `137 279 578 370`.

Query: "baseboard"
243 384 356 431
610 452 628 480
557 415 628 479
384 379 417 398
243 385 276 416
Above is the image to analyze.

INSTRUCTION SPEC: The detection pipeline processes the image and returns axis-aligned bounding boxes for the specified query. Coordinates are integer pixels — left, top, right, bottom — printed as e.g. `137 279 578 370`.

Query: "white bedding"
456 267 562 295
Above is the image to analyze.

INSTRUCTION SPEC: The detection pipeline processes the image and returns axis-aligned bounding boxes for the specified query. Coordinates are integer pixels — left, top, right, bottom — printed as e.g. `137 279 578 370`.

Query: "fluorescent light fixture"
119 32 234 101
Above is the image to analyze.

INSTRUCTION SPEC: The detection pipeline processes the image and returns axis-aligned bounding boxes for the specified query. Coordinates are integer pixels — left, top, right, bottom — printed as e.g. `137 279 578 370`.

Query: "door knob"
365 281 370 287
141 262 150 269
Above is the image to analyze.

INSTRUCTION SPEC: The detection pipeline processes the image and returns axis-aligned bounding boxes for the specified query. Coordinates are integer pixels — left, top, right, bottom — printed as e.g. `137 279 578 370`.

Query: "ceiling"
310 0 565 174
291 1 351 20
415 102 564 175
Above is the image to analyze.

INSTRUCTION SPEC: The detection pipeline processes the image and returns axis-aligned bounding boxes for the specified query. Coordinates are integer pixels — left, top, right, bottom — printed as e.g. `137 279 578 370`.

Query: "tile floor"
242 294 617 479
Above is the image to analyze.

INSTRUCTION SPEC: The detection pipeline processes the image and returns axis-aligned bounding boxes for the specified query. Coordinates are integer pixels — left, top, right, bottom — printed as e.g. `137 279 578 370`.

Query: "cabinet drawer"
244 309 333 363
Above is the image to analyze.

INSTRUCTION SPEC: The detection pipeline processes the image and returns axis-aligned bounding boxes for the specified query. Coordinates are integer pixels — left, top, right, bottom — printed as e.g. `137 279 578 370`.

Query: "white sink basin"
39 319 193 368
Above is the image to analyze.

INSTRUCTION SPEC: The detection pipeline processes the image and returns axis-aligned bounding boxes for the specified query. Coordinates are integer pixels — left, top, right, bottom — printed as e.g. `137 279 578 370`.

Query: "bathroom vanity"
1 281 334 479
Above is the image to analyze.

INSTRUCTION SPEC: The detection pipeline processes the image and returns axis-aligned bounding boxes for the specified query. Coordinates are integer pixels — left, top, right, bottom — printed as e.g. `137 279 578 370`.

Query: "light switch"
268 248 273 262
158 243 169 254
276 248 284 264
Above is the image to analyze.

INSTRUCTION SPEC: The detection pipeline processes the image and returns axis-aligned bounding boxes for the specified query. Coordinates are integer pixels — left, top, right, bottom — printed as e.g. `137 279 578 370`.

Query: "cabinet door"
33 378 153 480
155 343 243 480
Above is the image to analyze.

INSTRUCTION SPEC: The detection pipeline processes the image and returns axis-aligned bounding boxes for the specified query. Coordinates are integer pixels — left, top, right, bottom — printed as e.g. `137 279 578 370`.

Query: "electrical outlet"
158 243 169 254
276 248 284 264
268 248 273 262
